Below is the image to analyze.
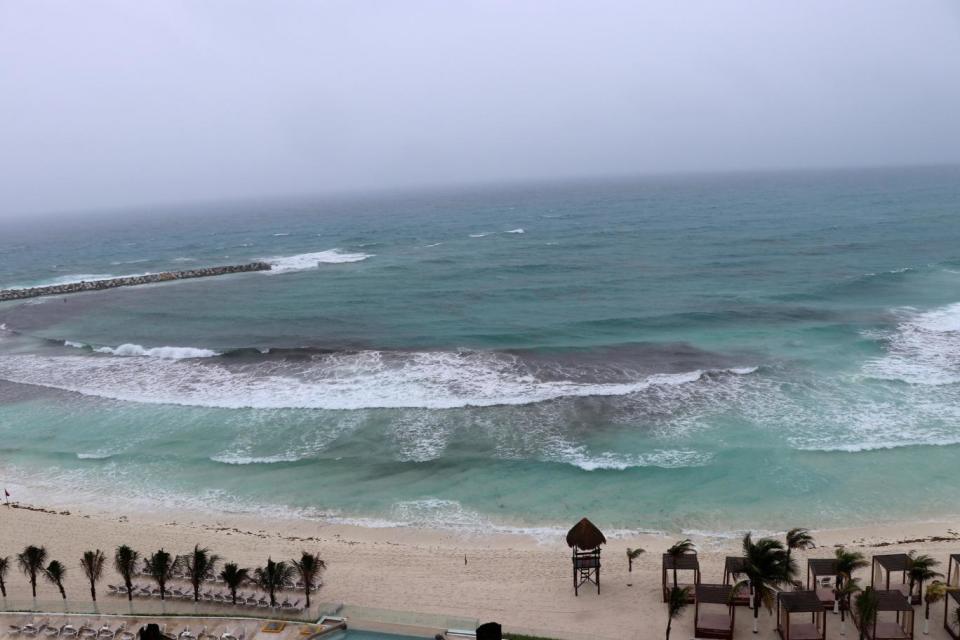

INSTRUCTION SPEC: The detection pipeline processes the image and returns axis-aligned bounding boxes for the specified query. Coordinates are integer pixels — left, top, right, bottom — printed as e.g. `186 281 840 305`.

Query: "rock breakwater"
0 262 272 301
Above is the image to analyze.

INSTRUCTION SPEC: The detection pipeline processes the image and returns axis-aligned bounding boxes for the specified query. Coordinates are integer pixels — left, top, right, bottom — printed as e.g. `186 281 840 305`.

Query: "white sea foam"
263 249 373 273
505 228 525 234
469 233 490 238
423 242 443 248
110 259 149 265
863 303 960 385
272 233 290 236
210 453 305 465
4 274 113 290
76 452 114 460
93 343 220 359
555 446 713 471
63 340 87 349
0 350 754 410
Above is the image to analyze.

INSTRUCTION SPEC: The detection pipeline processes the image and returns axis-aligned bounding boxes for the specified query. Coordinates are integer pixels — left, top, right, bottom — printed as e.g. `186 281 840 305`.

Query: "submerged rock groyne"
0 262 272 302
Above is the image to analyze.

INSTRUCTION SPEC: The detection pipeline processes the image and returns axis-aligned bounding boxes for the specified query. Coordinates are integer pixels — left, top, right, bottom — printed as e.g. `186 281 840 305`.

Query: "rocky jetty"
0 261 272 302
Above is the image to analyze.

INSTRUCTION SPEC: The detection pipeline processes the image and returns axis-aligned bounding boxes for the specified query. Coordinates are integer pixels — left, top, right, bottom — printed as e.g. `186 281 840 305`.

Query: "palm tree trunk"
125 578 133 602
666 617 672 640
90 579 97 602
753 600 760 634
30 576 37 598
673 566 678 588
924 602 931 635
231 590 237 605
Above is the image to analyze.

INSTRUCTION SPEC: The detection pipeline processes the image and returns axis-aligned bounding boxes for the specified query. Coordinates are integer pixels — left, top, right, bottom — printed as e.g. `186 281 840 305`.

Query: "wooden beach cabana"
948 554 960 588
777 591 827 640
806 559 839 610
854 590 914 640
566 518 605 596
723 556 750 607
872 554 915 604
663 552 700 602
695 584 736 640
945 590 960 640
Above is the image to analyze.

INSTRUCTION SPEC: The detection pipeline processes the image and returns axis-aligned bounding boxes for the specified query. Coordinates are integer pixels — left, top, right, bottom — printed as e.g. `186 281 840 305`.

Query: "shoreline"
2 498 959 639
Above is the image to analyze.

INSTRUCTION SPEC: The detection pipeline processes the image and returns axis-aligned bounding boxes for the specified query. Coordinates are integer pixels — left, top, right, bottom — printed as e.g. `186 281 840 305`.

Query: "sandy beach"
1 501 959 639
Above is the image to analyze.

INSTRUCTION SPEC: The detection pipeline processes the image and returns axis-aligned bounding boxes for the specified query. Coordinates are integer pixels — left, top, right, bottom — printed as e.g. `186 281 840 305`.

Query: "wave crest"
0 349 756 410
263 249 373 272
93 343 220 359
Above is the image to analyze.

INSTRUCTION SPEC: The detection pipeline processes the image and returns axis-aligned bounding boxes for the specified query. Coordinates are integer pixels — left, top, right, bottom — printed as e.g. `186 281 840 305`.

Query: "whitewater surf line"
0 262 272 301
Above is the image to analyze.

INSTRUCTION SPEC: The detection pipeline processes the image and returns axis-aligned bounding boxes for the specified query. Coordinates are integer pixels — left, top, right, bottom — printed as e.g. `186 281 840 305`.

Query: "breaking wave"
0 348 756 410
263 249 373 273
862 302 960 385
72 342 220 359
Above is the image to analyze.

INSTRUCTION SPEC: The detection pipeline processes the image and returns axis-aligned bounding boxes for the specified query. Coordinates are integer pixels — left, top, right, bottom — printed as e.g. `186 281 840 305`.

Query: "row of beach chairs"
106 583 305 612
9 619 246 640
128 565 317 592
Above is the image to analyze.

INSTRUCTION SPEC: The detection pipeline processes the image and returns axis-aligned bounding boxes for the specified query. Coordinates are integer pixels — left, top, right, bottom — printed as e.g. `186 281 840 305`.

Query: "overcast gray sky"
1 0 959 217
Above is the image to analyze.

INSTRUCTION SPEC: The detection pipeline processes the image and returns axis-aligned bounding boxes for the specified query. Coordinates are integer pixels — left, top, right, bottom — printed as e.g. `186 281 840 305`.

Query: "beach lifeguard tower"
566 518 605 596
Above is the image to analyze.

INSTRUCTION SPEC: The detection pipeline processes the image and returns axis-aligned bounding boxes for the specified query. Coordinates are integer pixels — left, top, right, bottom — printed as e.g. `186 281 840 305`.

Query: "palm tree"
219 563 250 605
144 549 176 600
737 533 793 633
627 547 645 573
666 539 695 588
0 556 10 598
836 577 863 636
835 548 870 614
785 528 815 564
44 560 67 600
908 552 942 604
855 587 880 640
253 558 294 607
665 586 691 640
923 580 947 635
17 545 47 598
80 550 106 602
291 551 325 608
185 545 221 602
113 546 139 603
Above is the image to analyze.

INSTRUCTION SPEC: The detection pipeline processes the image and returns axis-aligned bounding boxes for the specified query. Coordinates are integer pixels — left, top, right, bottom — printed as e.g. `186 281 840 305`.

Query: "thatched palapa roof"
566 518 606 550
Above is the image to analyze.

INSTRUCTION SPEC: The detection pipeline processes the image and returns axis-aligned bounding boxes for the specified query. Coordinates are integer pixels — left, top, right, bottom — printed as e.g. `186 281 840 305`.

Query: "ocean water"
2 167 960 537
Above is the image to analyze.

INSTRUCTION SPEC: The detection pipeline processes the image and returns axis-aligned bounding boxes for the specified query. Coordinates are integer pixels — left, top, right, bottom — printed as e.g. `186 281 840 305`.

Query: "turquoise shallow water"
1 167 960 535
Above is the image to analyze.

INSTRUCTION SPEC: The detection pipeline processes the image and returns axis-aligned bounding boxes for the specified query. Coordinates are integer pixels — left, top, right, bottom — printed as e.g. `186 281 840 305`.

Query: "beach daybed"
853 590 914 640
695 584 736 639
872 555 916 604
806 559 839 610
945 590 960 640
663 552 700 602
777 591 827 640
723 557 750 606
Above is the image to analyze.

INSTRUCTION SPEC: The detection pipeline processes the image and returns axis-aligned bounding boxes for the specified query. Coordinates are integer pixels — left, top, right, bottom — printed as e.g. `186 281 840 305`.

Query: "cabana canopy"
948 554 960 588
945 590 960 640
696 584 736 640
872 554 916 604
723 556 750 606
807 559 840 608
778 591 827 640
566 518 606 550
854 590 914 640
662 552 700 602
